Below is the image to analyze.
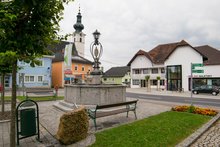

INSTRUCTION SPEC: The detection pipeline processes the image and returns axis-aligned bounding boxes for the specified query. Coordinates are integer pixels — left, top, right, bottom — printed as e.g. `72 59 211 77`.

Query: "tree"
0 63 12 114
0 0 72 146
156 76 161 91
145 75 150 92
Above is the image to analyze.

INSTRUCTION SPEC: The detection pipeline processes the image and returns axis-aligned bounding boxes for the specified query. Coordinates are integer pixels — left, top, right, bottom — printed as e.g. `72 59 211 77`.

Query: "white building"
128 40 220 91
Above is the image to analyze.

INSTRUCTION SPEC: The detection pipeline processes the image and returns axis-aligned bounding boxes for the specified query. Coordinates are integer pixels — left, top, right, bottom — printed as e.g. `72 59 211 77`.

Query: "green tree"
0 63 12 114
0 0 72 146
156 76 161 91
145 75 150 92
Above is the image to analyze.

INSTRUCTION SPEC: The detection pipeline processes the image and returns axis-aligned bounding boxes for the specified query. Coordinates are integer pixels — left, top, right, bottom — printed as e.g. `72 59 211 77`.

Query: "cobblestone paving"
0 99 171 146
190 120 220 147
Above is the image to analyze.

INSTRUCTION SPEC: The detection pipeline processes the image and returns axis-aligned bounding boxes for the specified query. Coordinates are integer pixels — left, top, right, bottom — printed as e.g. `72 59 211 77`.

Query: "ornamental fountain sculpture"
55 30 126 110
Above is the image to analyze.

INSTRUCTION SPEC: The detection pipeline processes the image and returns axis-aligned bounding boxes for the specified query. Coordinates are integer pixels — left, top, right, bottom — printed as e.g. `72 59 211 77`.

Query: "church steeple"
73 7 84 33
73 7 86 57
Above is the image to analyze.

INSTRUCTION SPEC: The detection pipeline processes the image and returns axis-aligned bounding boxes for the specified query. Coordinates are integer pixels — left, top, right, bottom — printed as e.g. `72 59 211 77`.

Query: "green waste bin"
20 108 36 136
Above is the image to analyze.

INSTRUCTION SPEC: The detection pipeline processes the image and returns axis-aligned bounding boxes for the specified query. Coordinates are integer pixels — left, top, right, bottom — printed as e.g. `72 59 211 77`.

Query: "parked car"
192 85 219 96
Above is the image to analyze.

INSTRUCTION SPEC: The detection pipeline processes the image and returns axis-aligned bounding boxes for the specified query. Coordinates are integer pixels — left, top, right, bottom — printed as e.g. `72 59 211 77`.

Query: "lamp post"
90 30 103 75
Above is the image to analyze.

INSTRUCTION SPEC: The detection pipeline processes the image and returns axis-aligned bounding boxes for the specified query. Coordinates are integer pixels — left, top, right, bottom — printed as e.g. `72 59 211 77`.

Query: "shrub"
56 106 89 145
172 105 218 116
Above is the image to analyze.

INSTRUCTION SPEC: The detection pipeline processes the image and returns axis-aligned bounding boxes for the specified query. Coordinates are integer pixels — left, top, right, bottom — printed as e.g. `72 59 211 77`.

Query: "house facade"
17 56 54 88
128 40 220 91
0 55 54 89
102 66 131 86
50 41 93 87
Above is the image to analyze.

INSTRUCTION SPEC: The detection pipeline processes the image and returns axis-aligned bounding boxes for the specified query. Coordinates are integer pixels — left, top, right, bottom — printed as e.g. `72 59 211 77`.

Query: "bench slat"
96 100 138 109
96 108 128 118
87 99 138 130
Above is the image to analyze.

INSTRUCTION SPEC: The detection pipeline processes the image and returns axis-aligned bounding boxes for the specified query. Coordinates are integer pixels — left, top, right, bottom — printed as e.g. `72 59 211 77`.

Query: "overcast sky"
59 0 220 71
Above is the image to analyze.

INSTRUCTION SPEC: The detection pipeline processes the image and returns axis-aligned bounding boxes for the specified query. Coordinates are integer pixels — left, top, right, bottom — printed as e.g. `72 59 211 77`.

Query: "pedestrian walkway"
190 120 220 147
0 98 171 146
1 88 220 146
126 88 220 99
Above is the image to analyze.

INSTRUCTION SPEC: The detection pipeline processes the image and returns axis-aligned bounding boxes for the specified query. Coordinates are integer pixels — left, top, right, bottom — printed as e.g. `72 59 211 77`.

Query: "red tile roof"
127 49 152 66
194 45 220 65
148 40 190 64
127 40 209 66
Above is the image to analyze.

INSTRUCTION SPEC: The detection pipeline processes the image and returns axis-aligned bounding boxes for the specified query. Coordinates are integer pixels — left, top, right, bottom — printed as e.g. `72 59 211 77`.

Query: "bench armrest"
87 108 97 119
87 108 96 113
126 103 137 110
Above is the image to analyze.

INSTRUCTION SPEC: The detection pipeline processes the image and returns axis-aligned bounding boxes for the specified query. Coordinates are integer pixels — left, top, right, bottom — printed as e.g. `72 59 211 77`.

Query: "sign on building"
192 63 204 74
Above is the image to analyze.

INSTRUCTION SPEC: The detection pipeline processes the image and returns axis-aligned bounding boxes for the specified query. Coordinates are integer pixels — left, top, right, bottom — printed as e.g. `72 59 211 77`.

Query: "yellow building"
50 41 93 87
49 8 93 87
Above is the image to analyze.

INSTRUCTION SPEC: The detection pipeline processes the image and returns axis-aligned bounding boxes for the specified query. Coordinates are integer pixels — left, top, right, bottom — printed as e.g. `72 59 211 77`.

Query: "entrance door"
141 80 146 87
167 65 182 91
168 80 181 91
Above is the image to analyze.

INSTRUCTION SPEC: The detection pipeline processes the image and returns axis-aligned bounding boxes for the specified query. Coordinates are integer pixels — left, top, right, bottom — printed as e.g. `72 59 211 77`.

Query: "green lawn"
2 96 64 102
91 111 211 147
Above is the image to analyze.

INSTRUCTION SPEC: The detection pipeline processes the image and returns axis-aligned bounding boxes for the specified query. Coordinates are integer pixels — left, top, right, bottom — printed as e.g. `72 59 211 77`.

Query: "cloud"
59 0 220 71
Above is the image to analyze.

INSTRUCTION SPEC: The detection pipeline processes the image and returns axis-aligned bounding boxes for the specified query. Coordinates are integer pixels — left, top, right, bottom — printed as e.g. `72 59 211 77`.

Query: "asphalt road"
126 92 220 107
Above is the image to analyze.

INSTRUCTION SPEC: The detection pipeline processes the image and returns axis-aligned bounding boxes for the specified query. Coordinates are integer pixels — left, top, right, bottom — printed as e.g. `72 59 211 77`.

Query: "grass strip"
91 111 211 147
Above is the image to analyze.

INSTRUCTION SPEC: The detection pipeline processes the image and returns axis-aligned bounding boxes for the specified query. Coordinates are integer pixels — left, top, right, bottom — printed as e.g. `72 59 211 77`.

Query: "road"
126 92 220 107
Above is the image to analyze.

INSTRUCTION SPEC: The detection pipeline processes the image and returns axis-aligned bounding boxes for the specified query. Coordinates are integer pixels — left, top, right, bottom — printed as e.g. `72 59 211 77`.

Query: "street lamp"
90 30 103 75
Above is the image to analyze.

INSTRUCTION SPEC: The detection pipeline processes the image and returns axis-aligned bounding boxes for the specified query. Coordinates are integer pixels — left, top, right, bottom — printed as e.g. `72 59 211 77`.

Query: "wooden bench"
26 89 56 99
87 99 138 129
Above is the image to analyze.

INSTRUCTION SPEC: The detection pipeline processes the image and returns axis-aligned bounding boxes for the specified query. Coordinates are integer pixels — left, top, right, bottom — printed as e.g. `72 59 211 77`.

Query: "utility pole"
190 63 193 105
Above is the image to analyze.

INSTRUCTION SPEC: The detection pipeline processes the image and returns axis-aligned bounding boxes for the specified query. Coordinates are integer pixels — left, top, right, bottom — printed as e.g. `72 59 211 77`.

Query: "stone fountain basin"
64 84 126 105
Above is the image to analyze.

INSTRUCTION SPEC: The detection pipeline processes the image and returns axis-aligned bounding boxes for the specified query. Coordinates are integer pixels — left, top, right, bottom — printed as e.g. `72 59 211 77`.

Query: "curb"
176 113 220 147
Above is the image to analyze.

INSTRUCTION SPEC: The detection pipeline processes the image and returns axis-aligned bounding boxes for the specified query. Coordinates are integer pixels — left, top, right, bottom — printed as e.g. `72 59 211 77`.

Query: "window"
152 68 158 74
161 68 165 73
151 80 157 85
37 76 43 82
133 69 140 74
133 79 140 85
80 38 82 42
82 66 85 71
104 78 107 81
212 79 220 87
143 69 150 74
75 65 78 71
160 80 165 85
167 65 182 91
25 75 35 83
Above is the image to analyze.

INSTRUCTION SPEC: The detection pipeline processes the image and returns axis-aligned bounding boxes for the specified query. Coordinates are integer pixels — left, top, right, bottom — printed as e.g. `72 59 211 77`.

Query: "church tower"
73 8 86 57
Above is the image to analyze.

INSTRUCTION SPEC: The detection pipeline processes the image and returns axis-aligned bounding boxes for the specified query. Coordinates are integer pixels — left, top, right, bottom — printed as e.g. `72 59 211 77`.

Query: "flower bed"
172 105 218 116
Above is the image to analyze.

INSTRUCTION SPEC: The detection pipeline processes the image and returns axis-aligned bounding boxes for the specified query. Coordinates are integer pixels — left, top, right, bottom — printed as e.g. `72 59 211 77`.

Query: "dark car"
192 85 219 96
